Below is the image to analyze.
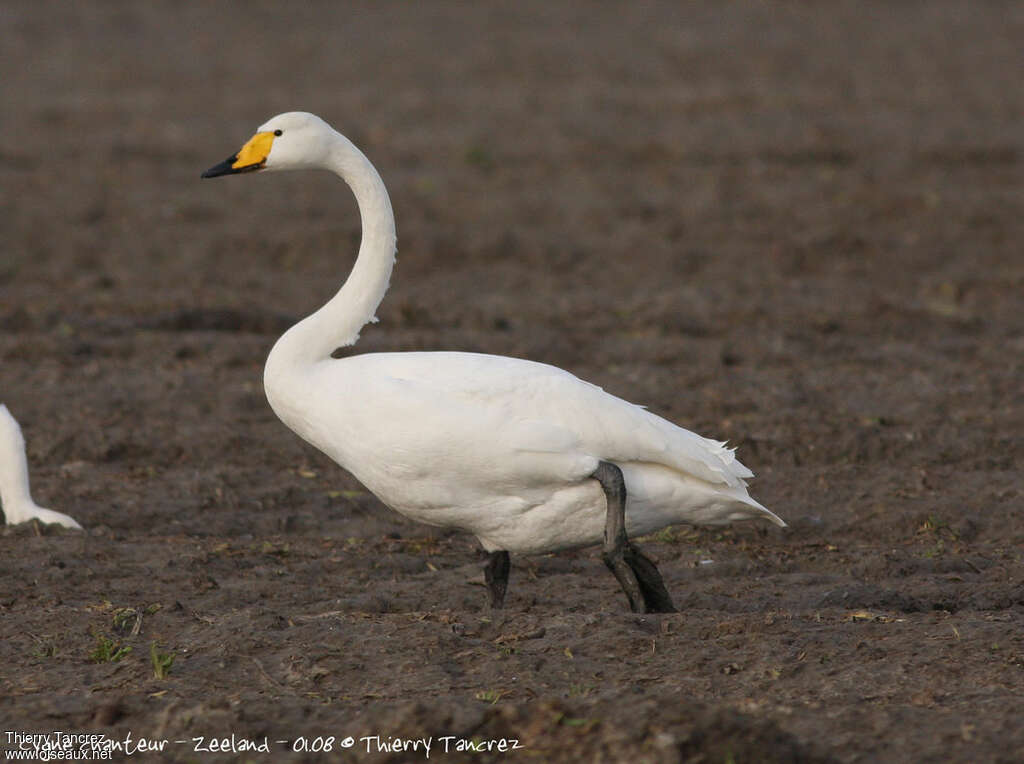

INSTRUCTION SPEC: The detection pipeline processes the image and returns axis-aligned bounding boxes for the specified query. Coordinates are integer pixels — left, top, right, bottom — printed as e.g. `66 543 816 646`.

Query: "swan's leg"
593 461 645 611
623 544 676 613
484 550 510 609
593 461 676 613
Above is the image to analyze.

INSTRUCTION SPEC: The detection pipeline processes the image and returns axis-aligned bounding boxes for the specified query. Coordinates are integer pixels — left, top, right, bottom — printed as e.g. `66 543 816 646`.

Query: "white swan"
0 404 82 529
202 112 784 612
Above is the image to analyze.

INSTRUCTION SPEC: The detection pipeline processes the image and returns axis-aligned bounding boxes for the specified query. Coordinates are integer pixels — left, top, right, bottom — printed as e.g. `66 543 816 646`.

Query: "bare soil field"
2 2 1022 762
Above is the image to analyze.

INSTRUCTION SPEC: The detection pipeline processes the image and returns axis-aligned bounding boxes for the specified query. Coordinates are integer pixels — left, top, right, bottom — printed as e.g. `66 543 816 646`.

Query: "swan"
0 404 82 529
202 112 784 613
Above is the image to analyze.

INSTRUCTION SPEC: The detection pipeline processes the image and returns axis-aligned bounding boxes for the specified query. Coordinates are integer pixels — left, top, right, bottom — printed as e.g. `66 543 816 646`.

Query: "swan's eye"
273 129 283 137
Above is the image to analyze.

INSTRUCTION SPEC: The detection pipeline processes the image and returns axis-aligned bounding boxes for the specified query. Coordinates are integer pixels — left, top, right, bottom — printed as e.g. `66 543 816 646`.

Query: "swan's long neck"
0 405 35 514
265 131 396 378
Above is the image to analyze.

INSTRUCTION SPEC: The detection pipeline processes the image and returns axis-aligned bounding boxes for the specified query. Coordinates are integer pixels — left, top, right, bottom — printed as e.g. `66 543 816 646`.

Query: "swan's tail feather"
729 489 787 528
709 439 755 480
702 441 782 525
694 484 786 528
624 462 785 530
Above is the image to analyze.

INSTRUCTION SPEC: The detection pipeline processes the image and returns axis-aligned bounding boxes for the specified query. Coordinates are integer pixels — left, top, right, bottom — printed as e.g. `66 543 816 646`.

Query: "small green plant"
919 514 957 539
89 632 131 663
474 689 506 704
465 145 495 173
31 636 59 659
654 527 677 543
112 607 141 634
150 642 175 679
556 716 593 728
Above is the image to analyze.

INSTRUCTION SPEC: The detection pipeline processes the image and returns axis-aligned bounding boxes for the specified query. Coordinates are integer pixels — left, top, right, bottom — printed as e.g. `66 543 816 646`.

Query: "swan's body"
271 350 779 554
0 405 82 529
203 112 783 610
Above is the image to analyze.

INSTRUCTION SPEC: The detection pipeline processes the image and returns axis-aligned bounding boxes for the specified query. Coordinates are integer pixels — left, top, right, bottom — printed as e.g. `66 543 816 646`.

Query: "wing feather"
346 352 754 488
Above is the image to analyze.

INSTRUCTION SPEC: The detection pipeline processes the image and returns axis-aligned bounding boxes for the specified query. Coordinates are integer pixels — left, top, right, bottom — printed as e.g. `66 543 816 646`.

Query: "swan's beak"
201 131 275 178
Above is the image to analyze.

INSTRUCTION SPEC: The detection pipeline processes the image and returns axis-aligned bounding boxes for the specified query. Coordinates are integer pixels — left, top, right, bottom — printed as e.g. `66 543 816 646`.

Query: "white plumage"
203 112 783 609
283 350 781 555
0 404 82 529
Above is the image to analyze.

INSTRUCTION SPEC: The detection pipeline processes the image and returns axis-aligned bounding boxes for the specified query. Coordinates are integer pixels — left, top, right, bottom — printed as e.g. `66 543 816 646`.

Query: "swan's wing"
343 352 755 489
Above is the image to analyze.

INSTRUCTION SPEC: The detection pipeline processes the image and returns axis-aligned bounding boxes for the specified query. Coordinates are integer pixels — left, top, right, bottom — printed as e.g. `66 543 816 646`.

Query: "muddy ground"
1 2 1022 762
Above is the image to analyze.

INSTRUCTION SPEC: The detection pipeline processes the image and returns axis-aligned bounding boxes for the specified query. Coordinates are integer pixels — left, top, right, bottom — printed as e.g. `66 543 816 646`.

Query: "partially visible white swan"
202 112 784 612
0 404 82 529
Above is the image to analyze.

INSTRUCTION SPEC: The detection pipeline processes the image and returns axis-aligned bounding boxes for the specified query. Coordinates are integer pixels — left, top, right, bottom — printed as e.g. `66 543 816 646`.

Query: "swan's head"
201 112 334 178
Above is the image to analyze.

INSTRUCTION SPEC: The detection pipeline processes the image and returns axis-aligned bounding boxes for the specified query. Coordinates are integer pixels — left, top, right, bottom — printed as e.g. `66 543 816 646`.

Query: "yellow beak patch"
232 131 275 170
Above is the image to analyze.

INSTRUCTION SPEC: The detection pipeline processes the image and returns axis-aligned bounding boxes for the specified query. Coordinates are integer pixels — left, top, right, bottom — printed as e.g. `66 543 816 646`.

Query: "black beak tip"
201 156 238 179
